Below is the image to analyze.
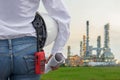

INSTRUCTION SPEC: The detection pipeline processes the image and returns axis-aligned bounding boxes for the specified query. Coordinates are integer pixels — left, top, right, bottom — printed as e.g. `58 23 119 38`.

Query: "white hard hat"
40 13 58 46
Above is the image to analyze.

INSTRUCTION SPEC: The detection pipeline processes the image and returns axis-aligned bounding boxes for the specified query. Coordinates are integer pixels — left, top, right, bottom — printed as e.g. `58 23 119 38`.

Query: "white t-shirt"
0 0 70 54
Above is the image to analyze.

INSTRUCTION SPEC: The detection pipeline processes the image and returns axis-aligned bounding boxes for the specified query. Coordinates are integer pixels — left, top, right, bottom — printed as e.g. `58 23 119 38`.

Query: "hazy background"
39 0 120 60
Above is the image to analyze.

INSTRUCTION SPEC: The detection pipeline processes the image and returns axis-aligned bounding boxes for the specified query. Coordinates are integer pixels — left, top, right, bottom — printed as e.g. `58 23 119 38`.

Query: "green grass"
41 67 120 80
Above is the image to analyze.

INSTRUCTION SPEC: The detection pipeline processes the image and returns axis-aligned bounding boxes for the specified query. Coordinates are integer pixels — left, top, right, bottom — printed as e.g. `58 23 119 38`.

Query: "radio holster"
32 12 47 74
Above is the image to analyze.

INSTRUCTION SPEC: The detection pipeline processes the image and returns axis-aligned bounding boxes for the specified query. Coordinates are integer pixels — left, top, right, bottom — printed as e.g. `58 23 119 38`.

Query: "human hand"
46 54 59 71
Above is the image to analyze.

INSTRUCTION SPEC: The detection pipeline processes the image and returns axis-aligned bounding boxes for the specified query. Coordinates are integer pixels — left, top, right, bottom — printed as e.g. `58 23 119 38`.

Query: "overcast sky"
39 0 120 60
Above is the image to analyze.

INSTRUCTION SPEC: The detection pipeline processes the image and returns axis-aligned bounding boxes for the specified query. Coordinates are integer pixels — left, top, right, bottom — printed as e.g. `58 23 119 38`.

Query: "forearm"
42 0 71 54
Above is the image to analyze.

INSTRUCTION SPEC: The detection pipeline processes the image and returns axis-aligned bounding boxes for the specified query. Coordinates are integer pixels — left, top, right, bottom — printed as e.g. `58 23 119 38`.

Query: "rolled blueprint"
45 53 65 73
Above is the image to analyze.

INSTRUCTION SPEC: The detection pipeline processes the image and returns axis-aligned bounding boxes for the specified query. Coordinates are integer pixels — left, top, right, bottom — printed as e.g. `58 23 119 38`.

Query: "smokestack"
86 21 89 57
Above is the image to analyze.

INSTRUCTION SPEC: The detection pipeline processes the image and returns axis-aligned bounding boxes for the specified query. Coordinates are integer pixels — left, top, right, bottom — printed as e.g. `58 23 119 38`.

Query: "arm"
42 0 71 55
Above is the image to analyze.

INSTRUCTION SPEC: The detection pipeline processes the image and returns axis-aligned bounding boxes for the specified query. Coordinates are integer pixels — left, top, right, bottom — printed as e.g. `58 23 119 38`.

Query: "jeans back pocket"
23 55 35 74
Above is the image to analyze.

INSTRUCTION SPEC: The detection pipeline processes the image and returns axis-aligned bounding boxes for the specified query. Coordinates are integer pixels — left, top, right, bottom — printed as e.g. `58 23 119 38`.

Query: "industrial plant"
65 21 116 66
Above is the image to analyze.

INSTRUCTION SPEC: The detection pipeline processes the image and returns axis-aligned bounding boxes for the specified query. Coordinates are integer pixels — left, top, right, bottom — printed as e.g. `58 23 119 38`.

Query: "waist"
0 23 36 39
0 36 37 46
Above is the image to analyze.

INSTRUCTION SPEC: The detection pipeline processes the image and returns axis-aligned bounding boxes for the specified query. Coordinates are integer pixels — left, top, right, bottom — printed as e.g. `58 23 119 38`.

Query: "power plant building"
65 21 115 67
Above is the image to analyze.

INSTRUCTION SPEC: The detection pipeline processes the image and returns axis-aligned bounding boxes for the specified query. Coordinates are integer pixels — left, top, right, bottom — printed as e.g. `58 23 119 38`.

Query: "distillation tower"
65 46 71 66
67 46 71 59
80 41 83 57
101 24 114 62
97 36 101 58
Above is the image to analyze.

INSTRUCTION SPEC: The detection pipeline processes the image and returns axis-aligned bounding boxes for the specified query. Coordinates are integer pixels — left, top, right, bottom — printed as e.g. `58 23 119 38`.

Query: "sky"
39 0 120 60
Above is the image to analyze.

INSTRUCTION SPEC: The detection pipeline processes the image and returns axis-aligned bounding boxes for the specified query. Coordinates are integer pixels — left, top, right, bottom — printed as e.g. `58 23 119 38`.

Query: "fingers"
51 66 59 71
46 54 53 63
46 54 60 71
46 54 59 70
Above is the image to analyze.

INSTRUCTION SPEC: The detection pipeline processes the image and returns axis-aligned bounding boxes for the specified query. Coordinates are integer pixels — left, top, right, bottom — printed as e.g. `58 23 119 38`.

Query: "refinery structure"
65 21 116 66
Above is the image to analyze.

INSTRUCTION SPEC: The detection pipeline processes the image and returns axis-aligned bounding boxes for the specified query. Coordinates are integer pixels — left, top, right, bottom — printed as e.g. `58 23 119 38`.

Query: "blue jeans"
0 36 41 80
